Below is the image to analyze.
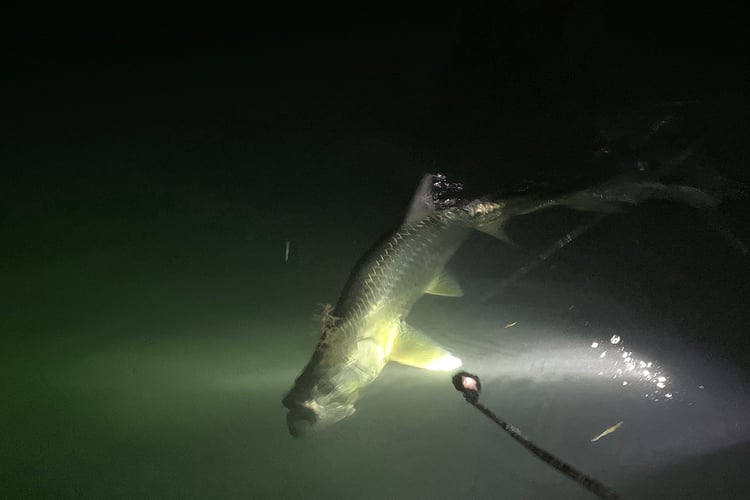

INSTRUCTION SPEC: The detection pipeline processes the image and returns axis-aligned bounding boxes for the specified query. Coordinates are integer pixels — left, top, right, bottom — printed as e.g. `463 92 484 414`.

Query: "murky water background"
3 9 748 499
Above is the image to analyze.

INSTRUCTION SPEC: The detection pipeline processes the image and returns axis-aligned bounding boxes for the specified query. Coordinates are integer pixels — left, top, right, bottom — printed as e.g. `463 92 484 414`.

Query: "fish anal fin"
389 322 462 371
425 270 464 297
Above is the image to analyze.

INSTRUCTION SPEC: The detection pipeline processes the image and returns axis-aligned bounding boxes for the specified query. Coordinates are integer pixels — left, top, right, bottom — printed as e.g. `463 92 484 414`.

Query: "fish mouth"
282 395 318 437
283 392 358 436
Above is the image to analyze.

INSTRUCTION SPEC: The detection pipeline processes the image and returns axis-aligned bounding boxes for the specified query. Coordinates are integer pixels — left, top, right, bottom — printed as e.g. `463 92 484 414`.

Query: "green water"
4 11 749 498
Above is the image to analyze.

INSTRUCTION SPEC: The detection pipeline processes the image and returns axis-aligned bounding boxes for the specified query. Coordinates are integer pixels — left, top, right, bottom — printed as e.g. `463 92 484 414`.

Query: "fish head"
283 311 392 436
282 373 358 436
282 334 365 436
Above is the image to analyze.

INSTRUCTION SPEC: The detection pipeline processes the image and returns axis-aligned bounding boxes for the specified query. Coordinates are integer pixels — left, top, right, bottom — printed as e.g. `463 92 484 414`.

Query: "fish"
591 421 624 442
282 173 718 436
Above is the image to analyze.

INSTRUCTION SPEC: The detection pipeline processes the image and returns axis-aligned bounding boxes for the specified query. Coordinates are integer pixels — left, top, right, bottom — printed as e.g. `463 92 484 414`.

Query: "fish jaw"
284 395 357 437
282 360 372 436
284 400 318 437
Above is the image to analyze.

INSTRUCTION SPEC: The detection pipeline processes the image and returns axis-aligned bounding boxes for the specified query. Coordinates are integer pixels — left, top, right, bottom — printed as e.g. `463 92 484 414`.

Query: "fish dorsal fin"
404 174 437 224
425 270 464 297
389 321 462 371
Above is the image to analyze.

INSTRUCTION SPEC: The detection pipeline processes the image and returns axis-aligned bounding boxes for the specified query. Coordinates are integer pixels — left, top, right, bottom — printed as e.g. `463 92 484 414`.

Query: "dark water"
3 7 749 499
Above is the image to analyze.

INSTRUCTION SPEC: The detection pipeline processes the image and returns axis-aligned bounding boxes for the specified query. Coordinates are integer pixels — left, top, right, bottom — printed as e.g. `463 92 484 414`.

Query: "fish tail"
561 180 719 213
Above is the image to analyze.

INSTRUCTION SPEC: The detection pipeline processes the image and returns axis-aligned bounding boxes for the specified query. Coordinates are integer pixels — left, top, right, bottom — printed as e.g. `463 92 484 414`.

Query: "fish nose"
283 393 318 437
286 407 317 437
287 413 313 437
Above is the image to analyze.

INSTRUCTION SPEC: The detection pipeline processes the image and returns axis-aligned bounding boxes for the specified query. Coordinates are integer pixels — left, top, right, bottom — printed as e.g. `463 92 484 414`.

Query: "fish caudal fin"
389 321 462 371
561 180 719 213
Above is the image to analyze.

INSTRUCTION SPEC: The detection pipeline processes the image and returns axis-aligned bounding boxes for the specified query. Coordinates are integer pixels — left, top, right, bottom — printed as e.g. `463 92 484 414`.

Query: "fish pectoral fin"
425 270 464 297
476 222 517 246
389 322 462 371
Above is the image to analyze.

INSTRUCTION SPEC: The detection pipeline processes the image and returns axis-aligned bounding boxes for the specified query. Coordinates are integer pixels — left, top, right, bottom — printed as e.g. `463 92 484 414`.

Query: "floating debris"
591 342 599 348
285 239 290 262
591 421 623 442
503 321 518 329
610 334 621 344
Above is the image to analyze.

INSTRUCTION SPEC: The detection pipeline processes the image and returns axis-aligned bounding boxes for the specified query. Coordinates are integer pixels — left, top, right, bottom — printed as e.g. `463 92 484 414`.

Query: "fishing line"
452 371 621 500
479 145 744 303
479 212 608 303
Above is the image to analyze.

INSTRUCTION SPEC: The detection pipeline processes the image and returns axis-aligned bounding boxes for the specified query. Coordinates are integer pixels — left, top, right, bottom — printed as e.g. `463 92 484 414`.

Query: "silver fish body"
282 172 717 436
282 193 498 435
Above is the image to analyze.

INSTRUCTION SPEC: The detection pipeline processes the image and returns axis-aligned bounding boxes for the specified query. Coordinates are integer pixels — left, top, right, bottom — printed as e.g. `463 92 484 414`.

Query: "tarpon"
282 173 716 436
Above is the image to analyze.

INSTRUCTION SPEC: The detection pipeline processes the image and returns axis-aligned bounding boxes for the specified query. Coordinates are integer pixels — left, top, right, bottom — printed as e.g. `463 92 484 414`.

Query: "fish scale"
336 214 471 325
